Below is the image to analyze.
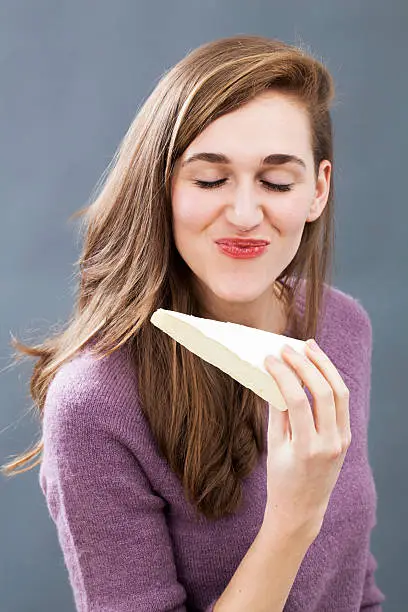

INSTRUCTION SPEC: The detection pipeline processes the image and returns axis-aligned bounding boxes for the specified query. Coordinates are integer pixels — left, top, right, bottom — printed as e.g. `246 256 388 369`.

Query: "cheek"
271 193 311 233
172 188 214 233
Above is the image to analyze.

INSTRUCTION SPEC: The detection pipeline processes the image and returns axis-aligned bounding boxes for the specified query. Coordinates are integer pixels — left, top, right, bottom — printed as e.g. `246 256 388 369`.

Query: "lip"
215 238 270 246
216 242 268 259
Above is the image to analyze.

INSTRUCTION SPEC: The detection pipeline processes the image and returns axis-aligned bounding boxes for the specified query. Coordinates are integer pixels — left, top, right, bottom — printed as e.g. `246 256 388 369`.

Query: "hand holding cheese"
150 308 352 540
263 343 352 539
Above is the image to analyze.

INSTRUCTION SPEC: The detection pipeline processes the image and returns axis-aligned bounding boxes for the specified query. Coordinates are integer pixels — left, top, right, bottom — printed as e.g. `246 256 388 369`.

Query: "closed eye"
193 179 293 192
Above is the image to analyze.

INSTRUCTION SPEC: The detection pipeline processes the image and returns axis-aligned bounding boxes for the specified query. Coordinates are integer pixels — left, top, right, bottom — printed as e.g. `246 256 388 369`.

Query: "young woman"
2 35 385 611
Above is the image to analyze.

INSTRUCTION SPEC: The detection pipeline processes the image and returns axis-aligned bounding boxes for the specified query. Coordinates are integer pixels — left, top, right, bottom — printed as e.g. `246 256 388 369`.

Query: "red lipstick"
216 238 270 246
215 238 269 259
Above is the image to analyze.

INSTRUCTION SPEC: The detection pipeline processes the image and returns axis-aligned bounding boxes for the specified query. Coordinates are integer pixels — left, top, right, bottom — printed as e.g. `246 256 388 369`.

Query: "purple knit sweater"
39 283 386 611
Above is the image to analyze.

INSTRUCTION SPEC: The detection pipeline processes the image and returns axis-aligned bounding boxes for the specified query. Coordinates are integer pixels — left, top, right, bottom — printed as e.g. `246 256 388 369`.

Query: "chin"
205 277 270 304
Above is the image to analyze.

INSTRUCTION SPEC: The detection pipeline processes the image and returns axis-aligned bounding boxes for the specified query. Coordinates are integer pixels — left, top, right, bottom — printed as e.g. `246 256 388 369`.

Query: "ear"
306 160 332 222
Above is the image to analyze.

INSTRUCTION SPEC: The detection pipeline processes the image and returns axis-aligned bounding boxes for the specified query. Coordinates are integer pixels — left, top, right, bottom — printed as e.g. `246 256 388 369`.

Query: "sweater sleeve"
355 303 386 611
360 550 386 611
39 385 217 612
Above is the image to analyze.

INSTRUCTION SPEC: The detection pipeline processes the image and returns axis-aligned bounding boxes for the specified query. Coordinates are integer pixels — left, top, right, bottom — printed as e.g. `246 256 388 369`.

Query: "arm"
213 520 313 612
360 549 386 611
355 304 386 611
39 386 217 612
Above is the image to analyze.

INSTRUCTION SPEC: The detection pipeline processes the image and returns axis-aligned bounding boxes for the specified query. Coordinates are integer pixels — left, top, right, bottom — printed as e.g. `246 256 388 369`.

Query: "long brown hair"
1 35 336 521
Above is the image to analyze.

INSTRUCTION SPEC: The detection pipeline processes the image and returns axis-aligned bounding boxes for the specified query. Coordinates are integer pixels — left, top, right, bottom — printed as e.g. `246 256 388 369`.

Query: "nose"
225 184 263 231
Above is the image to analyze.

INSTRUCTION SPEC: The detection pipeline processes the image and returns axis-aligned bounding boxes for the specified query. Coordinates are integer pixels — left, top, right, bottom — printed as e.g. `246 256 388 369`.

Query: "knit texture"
39 282 386 611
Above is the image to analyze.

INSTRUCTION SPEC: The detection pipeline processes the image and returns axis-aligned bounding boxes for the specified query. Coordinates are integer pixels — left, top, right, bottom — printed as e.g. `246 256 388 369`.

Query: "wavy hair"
2 34 336 521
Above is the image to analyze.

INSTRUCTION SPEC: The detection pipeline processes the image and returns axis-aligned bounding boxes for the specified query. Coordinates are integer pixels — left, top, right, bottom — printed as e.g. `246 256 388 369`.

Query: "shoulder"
295 278 372 343
43 341 143 439
295 280 373 383
321 283 372 346
317 284 373 391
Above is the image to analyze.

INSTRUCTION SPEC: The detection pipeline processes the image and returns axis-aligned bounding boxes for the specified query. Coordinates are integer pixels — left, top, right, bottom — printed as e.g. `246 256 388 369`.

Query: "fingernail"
307 339 319 351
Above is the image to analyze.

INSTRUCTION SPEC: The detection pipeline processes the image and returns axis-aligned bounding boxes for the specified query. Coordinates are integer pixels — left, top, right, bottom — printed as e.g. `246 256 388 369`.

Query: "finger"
264 356 316 445
280 345 337 437
304 340 351 436
282 341 351 437
267 401 292 442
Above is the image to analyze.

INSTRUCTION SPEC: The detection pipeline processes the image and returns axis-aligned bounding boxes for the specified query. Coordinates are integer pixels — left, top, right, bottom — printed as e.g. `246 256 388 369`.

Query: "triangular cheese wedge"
150 308 307 412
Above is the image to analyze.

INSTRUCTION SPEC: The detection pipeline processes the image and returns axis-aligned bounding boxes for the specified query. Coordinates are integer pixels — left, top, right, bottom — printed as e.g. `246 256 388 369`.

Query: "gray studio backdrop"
1 2 406 611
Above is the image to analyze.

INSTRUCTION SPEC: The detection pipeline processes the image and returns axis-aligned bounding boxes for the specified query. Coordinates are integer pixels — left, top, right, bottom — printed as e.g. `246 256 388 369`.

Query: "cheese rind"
150 308 307 412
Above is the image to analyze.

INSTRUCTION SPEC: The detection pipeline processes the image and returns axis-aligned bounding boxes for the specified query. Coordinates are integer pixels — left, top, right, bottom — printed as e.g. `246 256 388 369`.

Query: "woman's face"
170 91 331 326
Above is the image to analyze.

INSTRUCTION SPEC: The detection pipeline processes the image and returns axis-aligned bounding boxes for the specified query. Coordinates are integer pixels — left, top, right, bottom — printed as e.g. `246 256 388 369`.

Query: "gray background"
0 1 406 610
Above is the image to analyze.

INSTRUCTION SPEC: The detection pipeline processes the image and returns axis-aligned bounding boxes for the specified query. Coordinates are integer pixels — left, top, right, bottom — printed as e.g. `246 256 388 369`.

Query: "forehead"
180 92 312 168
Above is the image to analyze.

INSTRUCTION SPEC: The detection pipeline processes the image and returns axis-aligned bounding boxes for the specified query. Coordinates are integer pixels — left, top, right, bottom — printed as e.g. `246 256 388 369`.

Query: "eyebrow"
181 152 307 170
